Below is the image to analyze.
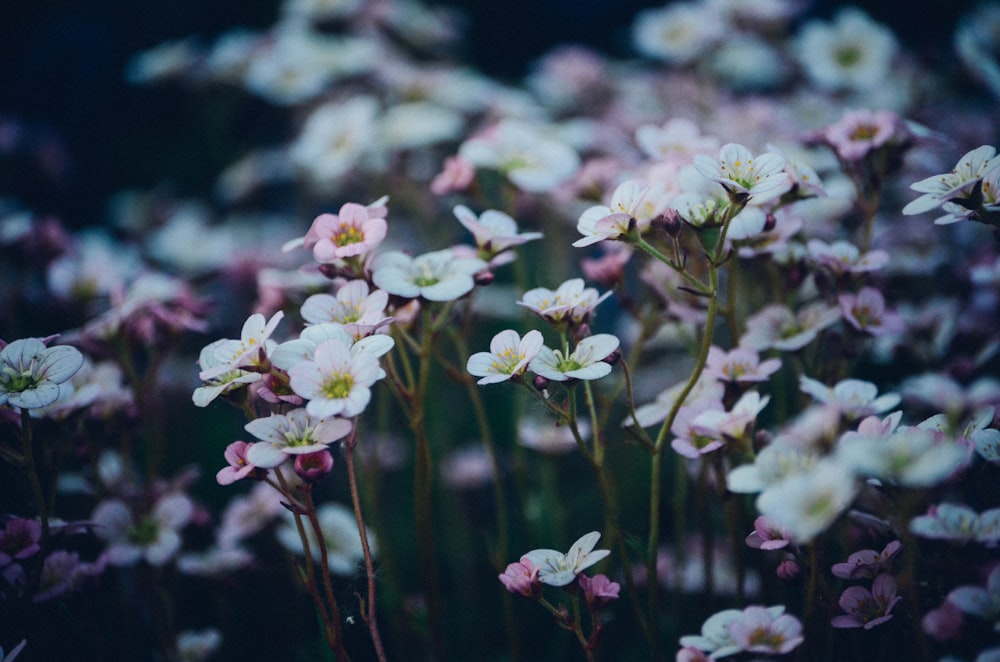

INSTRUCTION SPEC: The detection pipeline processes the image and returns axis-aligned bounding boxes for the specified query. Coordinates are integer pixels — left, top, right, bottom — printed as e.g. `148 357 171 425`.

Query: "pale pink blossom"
839 287 905 336
289 337 380 419
430 155 475 195
704 346 781 383
831 573 902 629
216 441 258 485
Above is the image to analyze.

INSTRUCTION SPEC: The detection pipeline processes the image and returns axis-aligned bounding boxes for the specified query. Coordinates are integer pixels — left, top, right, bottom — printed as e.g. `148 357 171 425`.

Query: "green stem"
19 408 49 543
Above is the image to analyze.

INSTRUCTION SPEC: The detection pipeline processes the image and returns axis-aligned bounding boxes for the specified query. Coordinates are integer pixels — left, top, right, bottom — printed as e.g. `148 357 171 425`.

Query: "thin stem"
19 408 49 543
304 487 351 662
343 425 388 662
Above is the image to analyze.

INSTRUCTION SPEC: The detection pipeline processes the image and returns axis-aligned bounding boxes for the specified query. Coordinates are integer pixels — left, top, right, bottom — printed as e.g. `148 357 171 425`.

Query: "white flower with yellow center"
467 329 544 385
694 143 790 203
529 334 619 382
244 408 353 469
289 337 380 418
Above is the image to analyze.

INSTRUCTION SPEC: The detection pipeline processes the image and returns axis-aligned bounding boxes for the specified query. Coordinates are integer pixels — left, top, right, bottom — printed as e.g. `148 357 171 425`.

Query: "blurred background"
0 0 982 231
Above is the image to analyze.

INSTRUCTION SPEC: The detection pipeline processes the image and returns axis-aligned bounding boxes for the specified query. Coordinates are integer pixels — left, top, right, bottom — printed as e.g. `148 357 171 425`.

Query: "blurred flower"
371 249 486 302
794 8 898 92
0 518 42 565
819 109 910 161
910 502 1000 545
831 573 902 629
0 338 83 410
745 516 791 551
290 96 379 186
430 155 475 195
93 493 194 566
34 550 102 603
831 540 902 580
756 459 858 543
518 416 587 455
727 439 822 494
680 606 786 659
633 2 725 65
458 119 580 193
948 565 1000 626
276 502 373 575
175 628 222 662
440 445 493 490
453 205 542 260
522 531 610 587
579 573 620 608
467 329 544 385
799 376 900 420
704 346 781 383
806 238 889 276
727 605 804 655
740 302 841 352
839 287 905 336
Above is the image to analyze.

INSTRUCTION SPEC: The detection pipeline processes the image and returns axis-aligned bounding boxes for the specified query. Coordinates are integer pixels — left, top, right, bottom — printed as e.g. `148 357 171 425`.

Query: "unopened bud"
763 213 777 232
294 449 334 483
474 269 495 286
533 375 550 391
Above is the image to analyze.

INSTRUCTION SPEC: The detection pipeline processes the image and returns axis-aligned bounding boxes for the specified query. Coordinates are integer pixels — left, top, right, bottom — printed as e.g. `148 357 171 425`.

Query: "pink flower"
831 540 902 579
580 245 633 286
0 518 43 565
704 346 781 383
216 441 259 486
294 449 335 483
745 516 791 551
820 109 909 161
831 573 902 629
302 199 388 263
499 557 540 597
430 155 475 195
579 573 620 608
922 599 964 641
839 287 905 336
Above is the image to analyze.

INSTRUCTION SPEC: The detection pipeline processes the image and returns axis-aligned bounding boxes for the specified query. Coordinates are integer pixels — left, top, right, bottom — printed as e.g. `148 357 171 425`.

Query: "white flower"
458 119 580 193
573 180 650 247
521 531 610 586
0 339 84 410
271 323 394 379
276 502 374 575
300 280 391 339
799 376 900 420
837 423 967 487
244 408 353 469
740 303 841 352
289 337 381 418
453 205 543 257
193 339 261 407
902 145 1000 217
756 459 858 543
289 96 379 186
517 278 612 326
727 439 822 494
93 493 194 566
371 249 486 302
467 329 544 385
529 334 619 382
634 117 719 162
377 101 464 151
198 311 284 382
694 143 790 203
794 8 898 91
633 2 726 65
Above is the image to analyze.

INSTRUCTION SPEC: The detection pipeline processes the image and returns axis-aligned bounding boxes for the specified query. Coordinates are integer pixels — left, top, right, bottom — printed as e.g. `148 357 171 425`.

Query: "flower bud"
294 449 334 483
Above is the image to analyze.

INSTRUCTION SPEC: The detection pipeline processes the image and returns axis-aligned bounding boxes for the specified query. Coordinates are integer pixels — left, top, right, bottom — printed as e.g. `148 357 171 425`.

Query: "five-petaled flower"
0 338 84 410
694 143 790 203
244 408 353 469
467 329 544 385
288 338 381 419
529 334 620 382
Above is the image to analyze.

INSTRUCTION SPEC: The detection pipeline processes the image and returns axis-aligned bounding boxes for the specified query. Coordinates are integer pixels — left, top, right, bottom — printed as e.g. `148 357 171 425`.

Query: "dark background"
0 0 982 229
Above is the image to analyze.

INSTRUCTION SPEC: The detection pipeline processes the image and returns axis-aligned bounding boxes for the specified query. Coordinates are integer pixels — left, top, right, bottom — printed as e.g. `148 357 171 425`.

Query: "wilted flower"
498 557 540 597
